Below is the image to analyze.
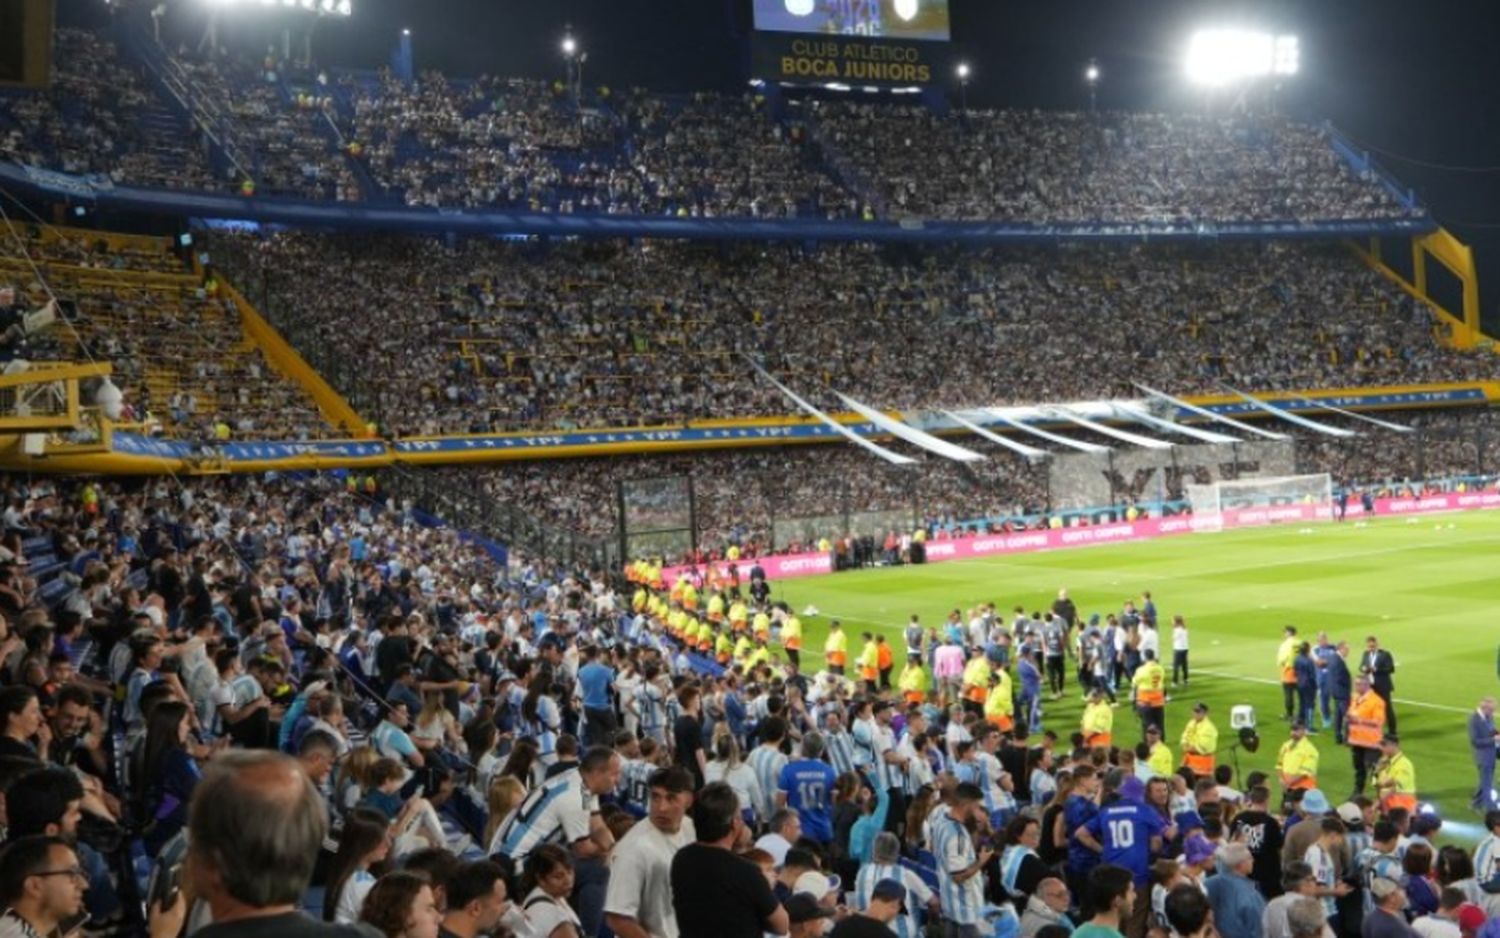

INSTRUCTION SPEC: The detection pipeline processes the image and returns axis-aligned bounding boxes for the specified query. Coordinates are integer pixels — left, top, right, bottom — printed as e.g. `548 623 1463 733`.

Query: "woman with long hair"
484 776 528 851
520 675 561 767
141 700 200 855
324 812 391 923
337 745 381 814
904 784 940 853
830 771 865 853
412 689 463 758
519 844 581 938
359 870 442 938
1038 768 1074 868
499 737 541 791
703 729 761 827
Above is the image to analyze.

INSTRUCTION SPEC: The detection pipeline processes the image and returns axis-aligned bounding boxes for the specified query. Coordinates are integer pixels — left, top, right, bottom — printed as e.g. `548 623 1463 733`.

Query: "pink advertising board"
654 490 1500 587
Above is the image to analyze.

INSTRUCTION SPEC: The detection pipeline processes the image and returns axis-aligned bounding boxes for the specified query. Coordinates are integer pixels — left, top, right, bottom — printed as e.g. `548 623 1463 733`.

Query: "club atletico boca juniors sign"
752 33 948 86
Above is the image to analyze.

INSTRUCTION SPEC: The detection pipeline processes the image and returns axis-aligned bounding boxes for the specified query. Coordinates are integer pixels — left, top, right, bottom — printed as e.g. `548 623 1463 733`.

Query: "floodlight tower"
1084 58 1100 112
955 61 971 117
561 26 585 109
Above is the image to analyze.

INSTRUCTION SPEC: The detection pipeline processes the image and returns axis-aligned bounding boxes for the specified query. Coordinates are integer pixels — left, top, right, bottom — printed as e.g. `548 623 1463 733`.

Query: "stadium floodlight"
955 62 970 80
561 35 577 57
1185 29 1300 86
1085 61 1100 84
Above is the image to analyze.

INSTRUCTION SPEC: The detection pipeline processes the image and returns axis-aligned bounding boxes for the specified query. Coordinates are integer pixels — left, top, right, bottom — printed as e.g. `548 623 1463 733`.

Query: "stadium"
0 0 1497 936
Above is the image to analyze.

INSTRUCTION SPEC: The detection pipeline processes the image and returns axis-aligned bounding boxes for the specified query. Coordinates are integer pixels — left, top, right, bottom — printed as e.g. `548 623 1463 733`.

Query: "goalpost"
1185 473 1334 533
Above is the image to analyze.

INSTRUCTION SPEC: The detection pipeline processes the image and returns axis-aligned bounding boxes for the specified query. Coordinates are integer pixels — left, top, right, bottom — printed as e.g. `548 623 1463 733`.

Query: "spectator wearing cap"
831 879 906 937
1205 843 1267 938
1367 876 1420 938
603 766 696 938
784 894 835 938
1180 703 1218 780
1279 721 1320 794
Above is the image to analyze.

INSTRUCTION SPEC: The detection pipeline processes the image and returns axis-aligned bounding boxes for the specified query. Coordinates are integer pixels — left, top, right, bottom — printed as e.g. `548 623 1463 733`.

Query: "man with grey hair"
1365 876 1419 938
777 731 839 846
1205 843 1267 938
186 749 366 937
1287 896 1334 938
1264 863 1330 938
754 808 802 867
852 832 937 938
1020 877 1073 938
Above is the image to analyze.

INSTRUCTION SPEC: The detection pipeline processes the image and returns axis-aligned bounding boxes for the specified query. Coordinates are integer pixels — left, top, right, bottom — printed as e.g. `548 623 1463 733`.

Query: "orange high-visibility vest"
1347 693 1386 749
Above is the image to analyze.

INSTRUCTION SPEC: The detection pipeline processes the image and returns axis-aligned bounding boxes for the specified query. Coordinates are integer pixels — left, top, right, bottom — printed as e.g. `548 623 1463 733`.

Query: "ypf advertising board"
751 0 951 86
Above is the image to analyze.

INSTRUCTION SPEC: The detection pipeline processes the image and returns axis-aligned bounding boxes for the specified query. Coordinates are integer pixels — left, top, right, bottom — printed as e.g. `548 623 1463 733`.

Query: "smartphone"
144 846 184 906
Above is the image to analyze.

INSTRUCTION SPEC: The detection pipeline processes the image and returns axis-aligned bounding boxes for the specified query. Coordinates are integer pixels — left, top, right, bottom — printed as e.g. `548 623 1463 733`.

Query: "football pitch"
770 510 1500 834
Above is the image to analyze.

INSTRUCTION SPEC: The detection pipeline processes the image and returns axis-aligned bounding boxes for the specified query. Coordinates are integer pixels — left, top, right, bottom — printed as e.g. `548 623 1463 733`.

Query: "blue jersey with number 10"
779 758 839 843
1084 801 1167 885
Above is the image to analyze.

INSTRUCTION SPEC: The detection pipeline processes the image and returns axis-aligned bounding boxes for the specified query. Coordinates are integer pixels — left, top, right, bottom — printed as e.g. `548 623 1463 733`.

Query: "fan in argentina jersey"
633 669 669 744
747 718 790 825
853 832 937 938
930 787 994 929
778 734 839 844
489 750 620 864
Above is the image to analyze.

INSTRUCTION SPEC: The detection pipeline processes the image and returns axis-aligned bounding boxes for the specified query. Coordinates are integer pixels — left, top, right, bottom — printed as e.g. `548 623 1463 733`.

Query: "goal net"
1185 473 1334 533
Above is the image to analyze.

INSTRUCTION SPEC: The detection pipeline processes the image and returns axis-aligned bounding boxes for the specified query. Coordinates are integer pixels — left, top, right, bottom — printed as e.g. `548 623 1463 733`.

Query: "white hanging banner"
1291 393 1415 433
940 410 1049 459
1218 385 1357 438
746 359 915 466
1132 382 1289 441
1110 404 1241 444
1043 407 1175 450
834 394 985 462
981 409 1111 453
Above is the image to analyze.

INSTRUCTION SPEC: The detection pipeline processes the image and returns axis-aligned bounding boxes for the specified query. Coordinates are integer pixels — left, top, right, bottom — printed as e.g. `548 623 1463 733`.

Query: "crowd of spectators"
0 225 336 440
812 103 1415 223
344 70 623 211
1 26 1422 228
0 29 218 192
169 49 360 202
0 465 1484 938
622 91 862 219
211 231 1487 437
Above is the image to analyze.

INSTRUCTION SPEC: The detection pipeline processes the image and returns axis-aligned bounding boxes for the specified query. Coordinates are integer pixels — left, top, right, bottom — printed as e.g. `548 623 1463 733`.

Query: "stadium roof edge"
1 161 1436 245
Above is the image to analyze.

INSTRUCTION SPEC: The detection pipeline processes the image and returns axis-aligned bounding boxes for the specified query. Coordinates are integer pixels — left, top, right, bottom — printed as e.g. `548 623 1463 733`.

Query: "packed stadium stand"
213 232 1483 436
0 28 1421 224
0 224 338 439
4 13 1500 938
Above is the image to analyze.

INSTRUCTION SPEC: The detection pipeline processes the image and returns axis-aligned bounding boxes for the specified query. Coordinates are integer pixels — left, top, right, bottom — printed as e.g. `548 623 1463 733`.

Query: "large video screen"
752 0 951 42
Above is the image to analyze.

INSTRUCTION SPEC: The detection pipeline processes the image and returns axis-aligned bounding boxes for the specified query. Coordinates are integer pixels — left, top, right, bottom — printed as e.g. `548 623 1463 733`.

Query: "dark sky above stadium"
140 0 1500 323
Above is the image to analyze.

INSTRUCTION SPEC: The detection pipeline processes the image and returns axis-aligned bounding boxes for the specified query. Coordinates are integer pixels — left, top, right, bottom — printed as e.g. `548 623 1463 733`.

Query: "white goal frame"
1185 473 1334 533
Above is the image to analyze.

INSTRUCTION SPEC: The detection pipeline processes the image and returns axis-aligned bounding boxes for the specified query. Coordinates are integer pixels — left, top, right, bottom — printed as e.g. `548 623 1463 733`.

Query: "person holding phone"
0 834 185 938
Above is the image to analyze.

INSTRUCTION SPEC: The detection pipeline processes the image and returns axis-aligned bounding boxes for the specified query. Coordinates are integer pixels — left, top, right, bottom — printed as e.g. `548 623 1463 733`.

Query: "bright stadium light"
955 62 970 80
1185 29 1299 86
561 35 577 56
1085 61 1100 84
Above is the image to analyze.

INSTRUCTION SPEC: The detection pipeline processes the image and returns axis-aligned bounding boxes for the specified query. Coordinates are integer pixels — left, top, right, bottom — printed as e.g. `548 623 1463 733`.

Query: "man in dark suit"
1328 641 1353 745
1360 636 1397 734
1471 697 1498 811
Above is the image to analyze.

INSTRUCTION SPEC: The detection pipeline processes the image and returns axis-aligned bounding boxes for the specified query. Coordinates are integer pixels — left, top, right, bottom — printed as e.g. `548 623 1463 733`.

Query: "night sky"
109 0 1500 329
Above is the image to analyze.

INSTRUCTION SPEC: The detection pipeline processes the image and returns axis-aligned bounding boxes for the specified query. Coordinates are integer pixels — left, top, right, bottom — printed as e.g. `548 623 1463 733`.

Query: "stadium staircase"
120 24 254 187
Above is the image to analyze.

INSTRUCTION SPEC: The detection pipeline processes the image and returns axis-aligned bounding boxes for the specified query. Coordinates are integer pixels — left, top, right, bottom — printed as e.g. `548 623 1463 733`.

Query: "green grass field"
770 511 1500 835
